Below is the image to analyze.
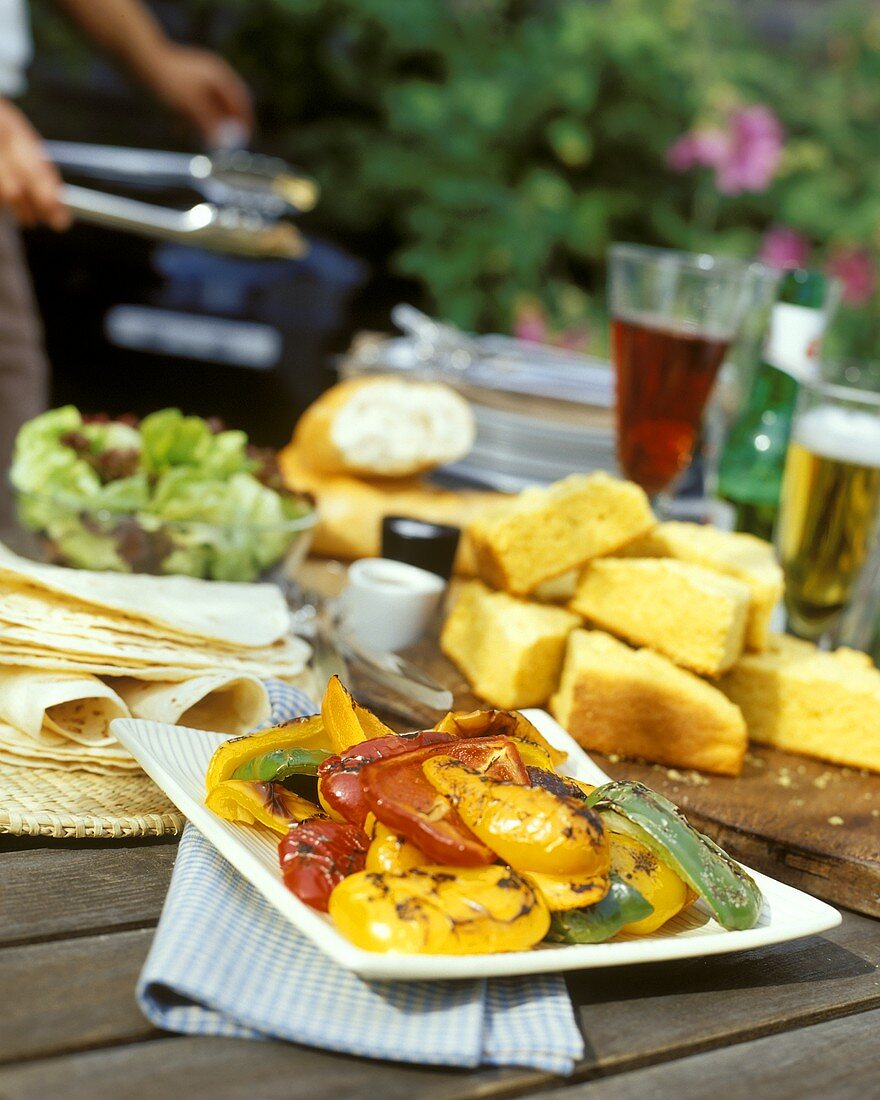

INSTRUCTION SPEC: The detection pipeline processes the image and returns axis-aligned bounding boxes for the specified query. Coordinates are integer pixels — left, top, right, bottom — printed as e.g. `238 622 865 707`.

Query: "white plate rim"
111 708 842 981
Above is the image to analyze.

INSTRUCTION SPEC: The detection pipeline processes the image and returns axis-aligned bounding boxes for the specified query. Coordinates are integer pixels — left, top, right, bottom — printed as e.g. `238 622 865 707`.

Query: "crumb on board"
664 768 710 787
813 773 833 790
606 754 620 763
776 773 793 788
827 816 845 826
744 752 765 768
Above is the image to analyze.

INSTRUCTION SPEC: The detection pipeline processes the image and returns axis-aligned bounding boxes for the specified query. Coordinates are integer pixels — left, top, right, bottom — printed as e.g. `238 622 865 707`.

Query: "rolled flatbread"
112 672 270 735
278 443 509 570
0 668 129 746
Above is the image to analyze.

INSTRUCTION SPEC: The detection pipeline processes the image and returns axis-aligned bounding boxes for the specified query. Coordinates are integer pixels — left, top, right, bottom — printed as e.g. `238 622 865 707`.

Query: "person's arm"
54 0 253 142
0 98 69 229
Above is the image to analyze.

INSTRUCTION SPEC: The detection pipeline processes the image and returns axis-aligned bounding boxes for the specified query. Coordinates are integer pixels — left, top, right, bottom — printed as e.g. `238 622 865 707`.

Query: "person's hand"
0 99 69 230
145 44 253 146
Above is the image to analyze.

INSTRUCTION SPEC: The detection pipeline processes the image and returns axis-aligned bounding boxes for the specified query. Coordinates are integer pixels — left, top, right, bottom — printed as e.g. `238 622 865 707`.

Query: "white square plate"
111 709 841 981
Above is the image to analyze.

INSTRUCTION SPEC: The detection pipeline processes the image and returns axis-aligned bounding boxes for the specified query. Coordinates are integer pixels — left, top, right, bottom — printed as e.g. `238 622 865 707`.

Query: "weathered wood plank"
0 1036 541 1100
0 928 158 1063
0 844 177 947
527 1006 880 1099
1 905 877 1084
563 908 880 1077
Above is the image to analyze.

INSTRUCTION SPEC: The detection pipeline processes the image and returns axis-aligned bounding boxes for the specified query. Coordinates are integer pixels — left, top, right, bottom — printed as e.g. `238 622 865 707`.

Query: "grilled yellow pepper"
423 756 610 878
434 708 567 767
609 832 695 934
205 780 321 835
523 870 610 912
205 714 329 792
328 866 550 954
321 675 394 752
365 822 428 874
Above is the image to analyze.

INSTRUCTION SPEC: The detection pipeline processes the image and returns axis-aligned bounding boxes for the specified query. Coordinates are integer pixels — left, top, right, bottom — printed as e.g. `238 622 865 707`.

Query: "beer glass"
608 244 773 498
777 376 880 643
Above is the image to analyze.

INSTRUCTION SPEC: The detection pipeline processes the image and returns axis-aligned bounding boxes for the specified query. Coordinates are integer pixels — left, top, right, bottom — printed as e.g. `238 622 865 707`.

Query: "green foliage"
33 0 880 350
206 0 877 349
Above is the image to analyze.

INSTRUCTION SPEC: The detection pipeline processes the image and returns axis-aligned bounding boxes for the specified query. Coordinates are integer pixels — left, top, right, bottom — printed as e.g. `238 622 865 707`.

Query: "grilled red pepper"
360 736 529 867
278 819 370 912
317 730 452 828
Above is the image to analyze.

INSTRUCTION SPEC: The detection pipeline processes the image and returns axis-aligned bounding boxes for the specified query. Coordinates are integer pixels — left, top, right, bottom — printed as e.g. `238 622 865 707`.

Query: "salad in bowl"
11 406 315 582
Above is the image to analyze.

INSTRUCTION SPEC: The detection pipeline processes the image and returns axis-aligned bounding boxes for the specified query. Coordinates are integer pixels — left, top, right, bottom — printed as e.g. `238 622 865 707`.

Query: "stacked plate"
344 330 617 490
446 400 617 492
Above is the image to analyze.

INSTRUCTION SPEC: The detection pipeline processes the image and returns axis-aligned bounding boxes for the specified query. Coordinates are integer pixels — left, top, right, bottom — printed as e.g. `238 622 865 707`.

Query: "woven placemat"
0 761 185 839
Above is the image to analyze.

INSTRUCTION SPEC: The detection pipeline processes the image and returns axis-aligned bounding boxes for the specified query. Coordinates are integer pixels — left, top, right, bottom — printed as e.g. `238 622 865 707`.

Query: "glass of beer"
777 376 880 643
608 244 772 498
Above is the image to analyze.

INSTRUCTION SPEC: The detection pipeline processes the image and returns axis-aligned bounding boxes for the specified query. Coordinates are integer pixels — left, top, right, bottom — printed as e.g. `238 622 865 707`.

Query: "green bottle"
717 269 837 541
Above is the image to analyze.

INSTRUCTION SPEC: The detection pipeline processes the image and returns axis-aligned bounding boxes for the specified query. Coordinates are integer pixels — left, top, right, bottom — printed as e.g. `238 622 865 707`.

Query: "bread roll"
293 376 475 478
277 443 508 573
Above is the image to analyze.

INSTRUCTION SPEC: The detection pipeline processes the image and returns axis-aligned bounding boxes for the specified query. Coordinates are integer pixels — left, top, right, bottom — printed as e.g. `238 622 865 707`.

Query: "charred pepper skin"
279 819 370 912
360 736 528 867
586 781 763 931
317 730 452 829
423 756 610 878
328 865 550 954
230 747 331 784
205 714 330 792
434 708 568 767
546 872 654 944
205 780 321 834
321 675 395 752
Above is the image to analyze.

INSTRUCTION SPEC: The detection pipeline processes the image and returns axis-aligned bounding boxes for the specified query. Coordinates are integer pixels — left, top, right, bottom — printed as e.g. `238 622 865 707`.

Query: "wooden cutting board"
389 642 880 919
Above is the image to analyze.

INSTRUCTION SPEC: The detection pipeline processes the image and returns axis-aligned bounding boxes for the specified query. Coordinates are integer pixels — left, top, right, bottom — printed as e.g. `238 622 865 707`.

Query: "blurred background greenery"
29 0 880 356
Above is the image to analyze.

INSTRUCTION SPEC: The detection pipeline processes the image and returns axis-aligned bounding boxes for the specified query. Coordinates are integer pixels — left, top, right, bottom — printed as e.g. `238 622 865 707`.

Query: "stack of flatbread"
0 543 311 776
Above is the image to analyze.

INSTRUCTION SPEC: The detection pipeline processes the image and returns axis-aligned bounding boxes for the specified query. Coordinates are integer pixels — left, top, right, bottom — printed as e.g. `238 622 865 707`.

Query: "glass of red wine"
608 244 772 501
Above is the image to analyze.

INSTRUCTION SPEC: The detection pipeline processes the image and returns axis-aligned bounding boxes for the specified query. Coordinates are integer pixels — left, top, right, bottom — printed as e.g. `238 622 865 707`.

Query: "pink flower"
759 226 811 270
667 104 784 196
666 129 728 173
827 247 877 306
556 325 591 353
513 302 548 344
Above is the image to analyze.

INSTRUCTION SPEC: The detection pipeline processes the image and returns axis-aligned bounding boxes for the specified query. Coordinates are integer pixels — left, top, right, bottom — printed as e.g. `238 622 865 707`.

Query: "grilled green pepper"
585 781 763 931
231 747 331 783
546 872 652 944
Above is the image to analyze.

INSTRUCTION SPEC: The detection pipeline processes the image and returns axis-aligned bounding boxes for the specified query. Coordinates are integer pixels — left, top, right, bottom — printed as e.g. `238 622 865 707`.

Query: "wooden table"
1 831 878 1100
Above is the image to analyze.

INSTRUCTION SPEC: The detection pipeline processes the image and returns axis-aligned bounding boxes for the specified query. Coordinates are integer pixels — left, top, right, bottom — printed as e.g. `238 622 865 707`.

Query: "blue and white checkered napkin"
137 682 585 1074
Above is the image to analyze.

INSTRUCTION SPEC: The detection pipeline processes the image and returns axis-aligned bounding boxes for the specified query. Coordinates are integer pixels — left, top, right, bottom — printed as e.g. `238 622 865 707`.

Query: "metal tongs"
290 594 453 725
46 141 318 259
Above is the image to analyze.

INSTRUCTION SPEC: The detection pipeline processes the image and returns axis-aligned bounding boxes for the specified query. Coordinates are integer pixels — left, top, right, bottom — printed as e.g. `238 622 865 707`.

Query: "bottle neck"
750 360 799 410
